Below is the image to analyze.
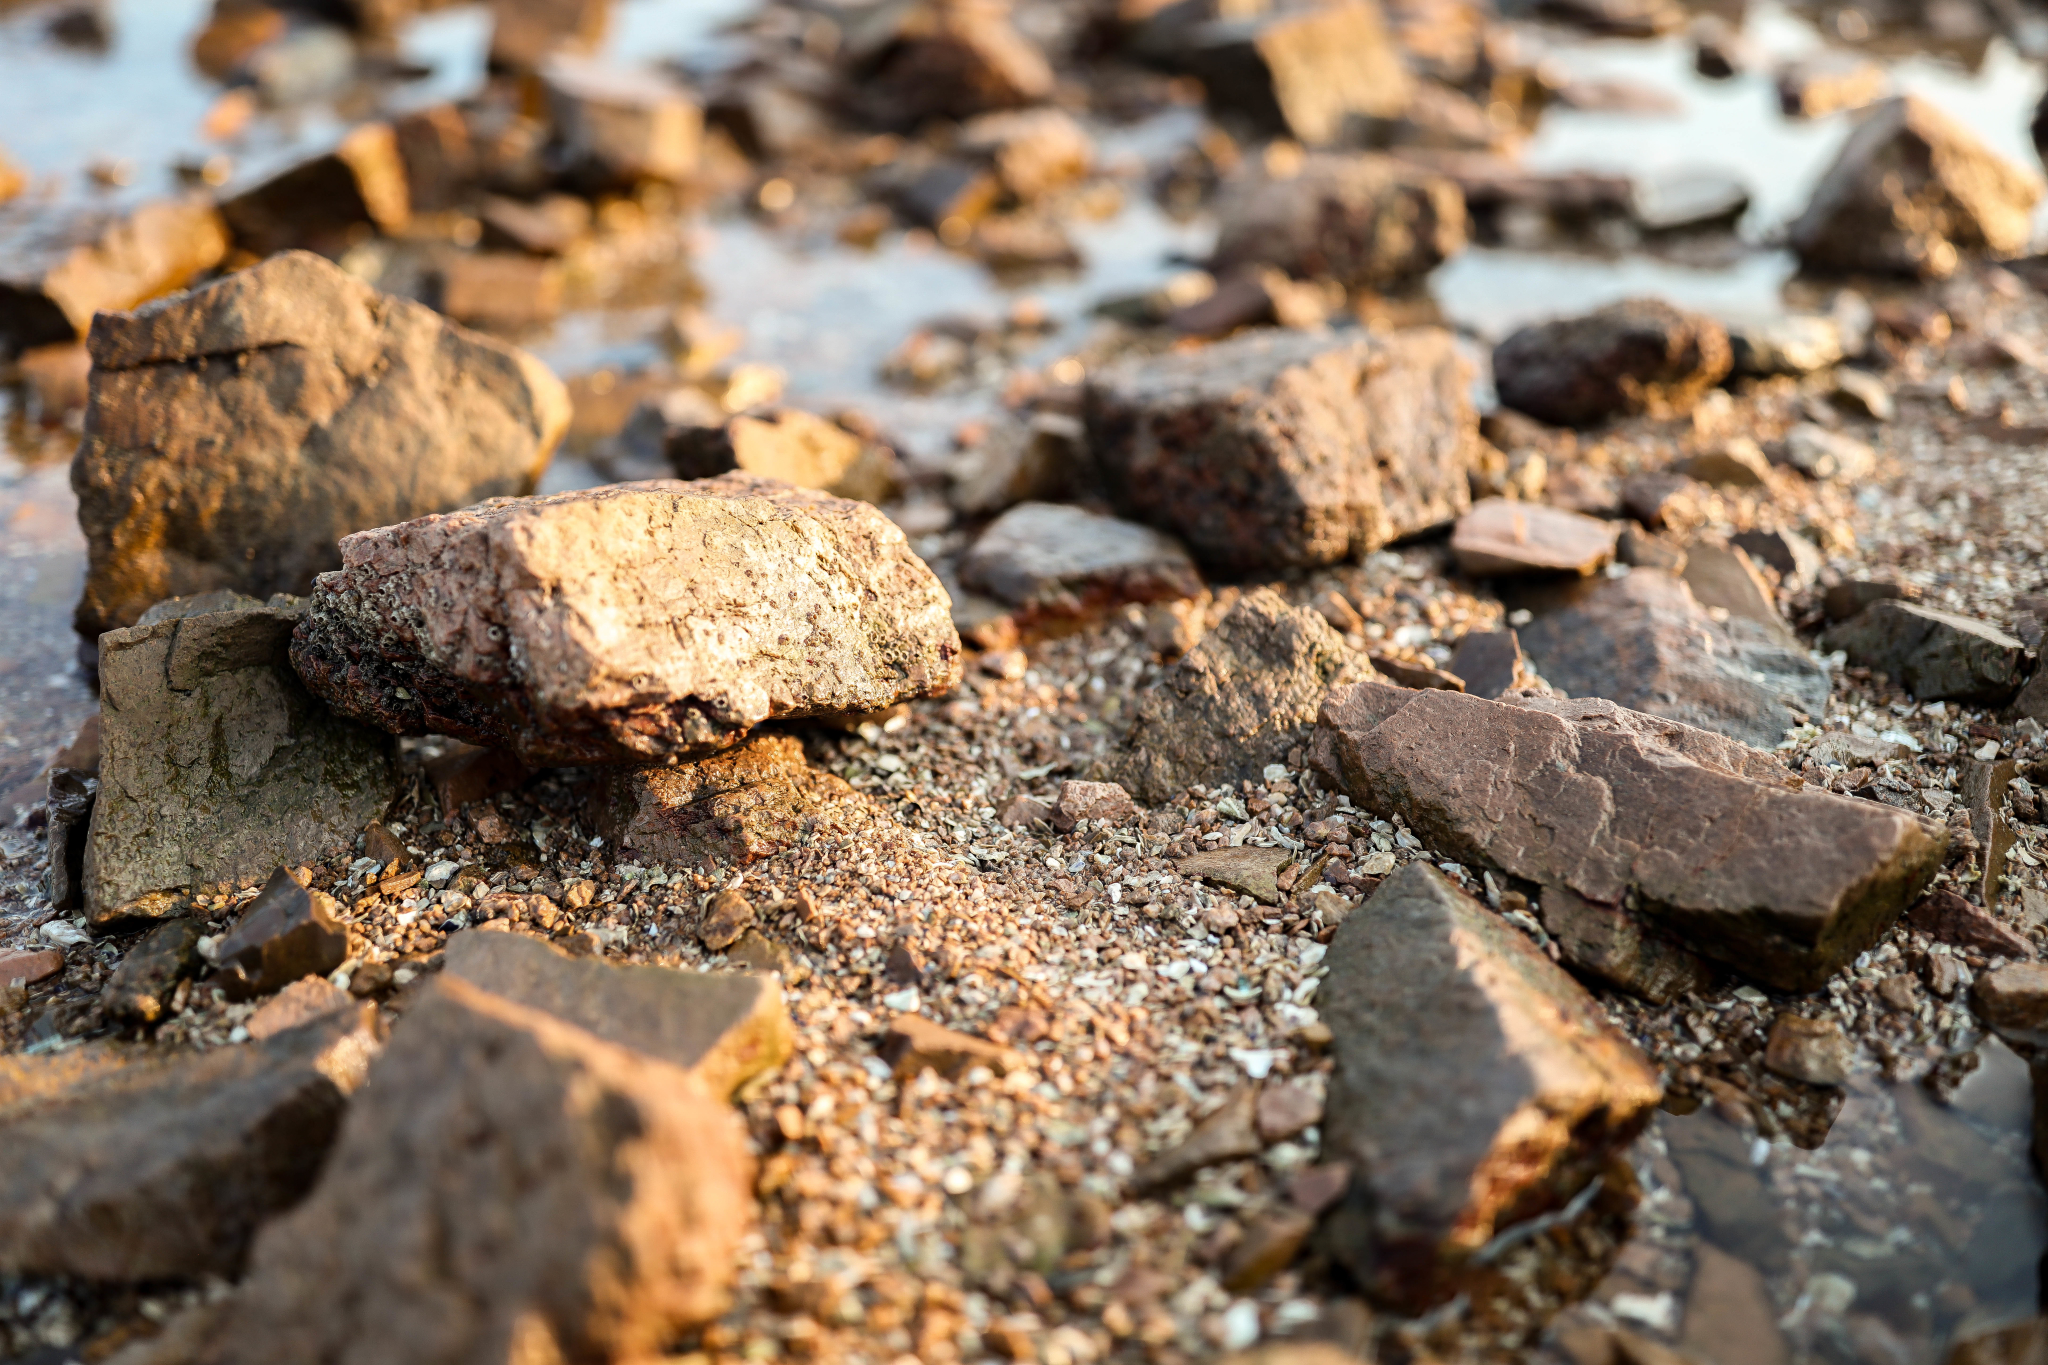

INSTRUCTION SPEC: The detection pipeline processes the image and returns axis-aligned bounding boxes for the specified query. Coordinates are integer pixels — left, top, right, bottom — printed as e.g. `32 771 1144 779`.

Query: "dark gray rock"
959 502 1202 620
213 867 351 1001
103 919 204 1025
1822 600 2028 704
1539 884 1715 1004
1209 152 1465 290
44 766 93 912
1492 298 1732 428
1446 629 1534 700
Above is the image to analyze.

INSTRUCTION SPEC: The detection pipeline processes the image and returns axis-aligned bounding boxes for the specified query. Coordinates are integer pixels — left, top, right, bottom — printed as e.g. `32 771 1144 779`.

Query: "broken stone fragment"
1208 153 1466 291
644 404 902 504
45 766 94 912
1136 1084 1263 1189
1446 629 1535 700
1087 327 1481 572
1181 847 1293 906
72 249 569 640
0 1006 376 1280
1053 780 1137 832
1823 579 1908 623
1823 601 2028 705
852 0 1056 126
1103 588 1365 805
1450 498 1619 577
960 502 1201 621
1790 95 2043 278
102 919 204 1025
204 977 754 1364
0 198 230 357
698 890 754 952
881 1013 1021 1080
1369 652 1456 689
1222 1208 1317 1293
0 949 63 991
1975 963 2048 1046
1314 684 1947 990
84 596 398 925
246 976 356 1041
1906 887 2032 959
213 868 351 1001
1724 314 1843 376
1777 422 1875 482
1538 884 1714 1005
957 107 1093 200
1318 863 1662 1310
219 123 411 256
1674 437 1772 486
443 928 791 1099
291 475 962 767
596 733 869 867
541 54 702 187
1730 527 1824 588
1679 543 1794 643
1492 298 1733 427
1255 1081 1323 1142
1761 1013 1851 1086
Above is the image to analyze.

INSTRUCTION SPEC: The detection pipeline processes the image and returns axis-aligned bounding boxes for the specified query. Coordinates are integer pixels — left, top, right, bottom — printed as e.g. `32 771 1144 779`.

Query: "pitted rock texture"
289 475 964 766
597 732 874 868
1209 152 1465 290
1103 588 1366 805
1086 327 1481 573
1314 683 1948 990
71 250 569 641
1318 863 1662 1311
203 978 754 1365
1491 297 1733 427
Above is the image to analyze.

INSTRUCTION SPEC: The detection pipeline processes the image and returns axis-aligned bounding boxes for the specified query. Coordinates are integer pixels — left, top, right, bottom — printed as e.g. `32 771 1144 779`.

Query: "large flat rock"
289 474 963 766
1314 683 1947 990
1318 863 1662 1310
1086 327 1480 572
72 250 568 641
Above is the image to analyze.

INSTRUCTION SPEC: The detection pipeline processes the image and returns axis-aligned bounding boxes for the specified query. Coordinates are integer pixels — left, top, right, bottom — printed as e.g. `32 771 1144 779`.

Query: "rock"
290 475 962 767
1054 780 1137 832
1209 153 1466 291
1318 863 1661 1310
219 124 411 256
1832 368 1894 421
1679 543 1792 640
205 977 753 1363
102 919 204 1025
213 867 351 1001
1948 1319 2048 1365
1255 1081 1323 1142
432 251 565 330
1535 0 1682 36
960 503 1201 621
0 1006 375 1279
1616 525 1686 573
1807 731 1912 768
1314 684 1948 990
1725 315 1843 376
1620 469 1705 531
1538 883 1714 1005
1663 1111 1786 1270
45 766 94 911
1629 169 1749 232
0 949 63 991
698 890 754 952
959 107 1092 200
478 193 591 255
1102 588 1363 804
1312 589 1364 636
1976 963 2048 1046
1137 1084 1263 1189
1180 847 1293 905
1775 53 1887 118
0 142 22 204
541 55 701 187
1822 601 2027 704
1908 887 2031 959
1731 528 1825 588
391 104 478 213
596 733 868 868
1086 327 1480 572
1761 1013 1852 1086
1369 654 1463 691
1790 95 2043 278
948 412 1081 516
1514 570 1828 750
426 742 529 819
443 928 791 1098
1966 758 2020 910
880 1013 1021 1080
1222 1207 1317 1293
998 794 1051 828
246 976 355 1040
72 250 568 640
1447 629 1534 700
1450 497 1618 577
1675 438 1772 487
623 400 901 505
84 596 397 925
1823 579 1908 623
854 0 1056 126
1680 1246 1791 1365
1776 423 1875 482
487 0 607 70
0 199 229 359
1492 298 1733 428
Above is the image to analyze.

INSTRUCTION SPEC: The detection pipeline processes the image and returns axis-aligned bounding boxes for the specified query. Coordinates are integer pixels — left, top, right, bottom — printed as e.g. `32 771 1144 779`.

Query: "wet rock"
961 503 1201 621
246 976 355 1041
1731 528 1825 587
1680 1245 1791 1365
0 949 63 991
84 596 397 925
1790 95 2043 278
541 54 701 188
1086 327 1480 573
597 733 868 868
0 197 229 356
1103 587 1364 804
1447 629 1535 700
1976 963 2048 1046
1318 863 1662 1310
45 766 94 911
959 107 1093 200
1675 438 1772 487
1907 887 2032 959
1180 846 1293 905
0 1006 375 1280
1777 423 1875 482
1775 52 1887 118
291 475 962 766
1450 497 1618 577
219 124 411 256
1725 314 1843 376
1823 579 1908 623
1948 1319 2048 1365
1209 153 1466 290
1514 569 1829 750
641 404 902 505
1538 883 1714 1005
444 928 791 1099
1761 1013 1852 1086
1314 684 1948 990
881 1013 1021 1080
852 0 1056 127
213 867 351 1001
1053 780 1137 833
1663 1111 1787 1271
73 250 568 639
205 977 753 1363
1492 298 1733 428
1137 1084 1262 1189
103 919 204 1025
1822 601 2027 704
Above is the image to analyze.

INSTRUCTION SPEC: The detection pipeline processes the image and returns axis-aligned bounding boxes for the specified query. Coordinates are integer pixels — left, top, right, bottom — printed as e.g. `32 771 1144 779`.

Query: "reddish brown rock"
1447 628 1536 700
697 890 754 952
0 949 63 991
1255 1081 1323 1142
1369 653 1464 691
1137 1085 1263 1189
1053 779 1137 832
1319 863 1662 1310
290 476 962 767
1761 1013 1851 1086
1180 846 1294 905
1086 327 1481 572
960 503 1201 621
72 250 568 640
644 405 902 505
213 867 351 1001
541 54 702 188
1450 498 1619 577
487 0 607 70
1538 883 1714 1005
204 977 754 1364
596 733 872 867
1822 601 2028 705
1492 298 1733 428
1209 153 1466 291
245 977 355 1041
0 197 229 356
219 124 411 256
852 0 1055 126
1906 887 2032 960
1314 684 1948 990
1975 962 2048 1047
0 1006 376 1280
432 251 565 330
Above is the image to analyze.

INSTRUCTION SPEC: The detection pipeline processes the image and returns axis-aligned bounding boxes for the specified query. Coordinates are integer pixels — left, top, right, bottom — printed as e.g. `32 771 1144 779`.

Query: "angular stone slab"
1822 600 2028 705
1085 327 1481 572
595 732 872 867
1180 846 1293 905
0 1007 376 1280
205 978 754 1364
442 928 792 1099
84 597 398 924
960 502 1201 618
291 474 963 766
72 249 568 640
1450 497 1619 577
214 867 351 1001
1539 883 1714 1005
1314 683 1947 990
1318 863 1662 1310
